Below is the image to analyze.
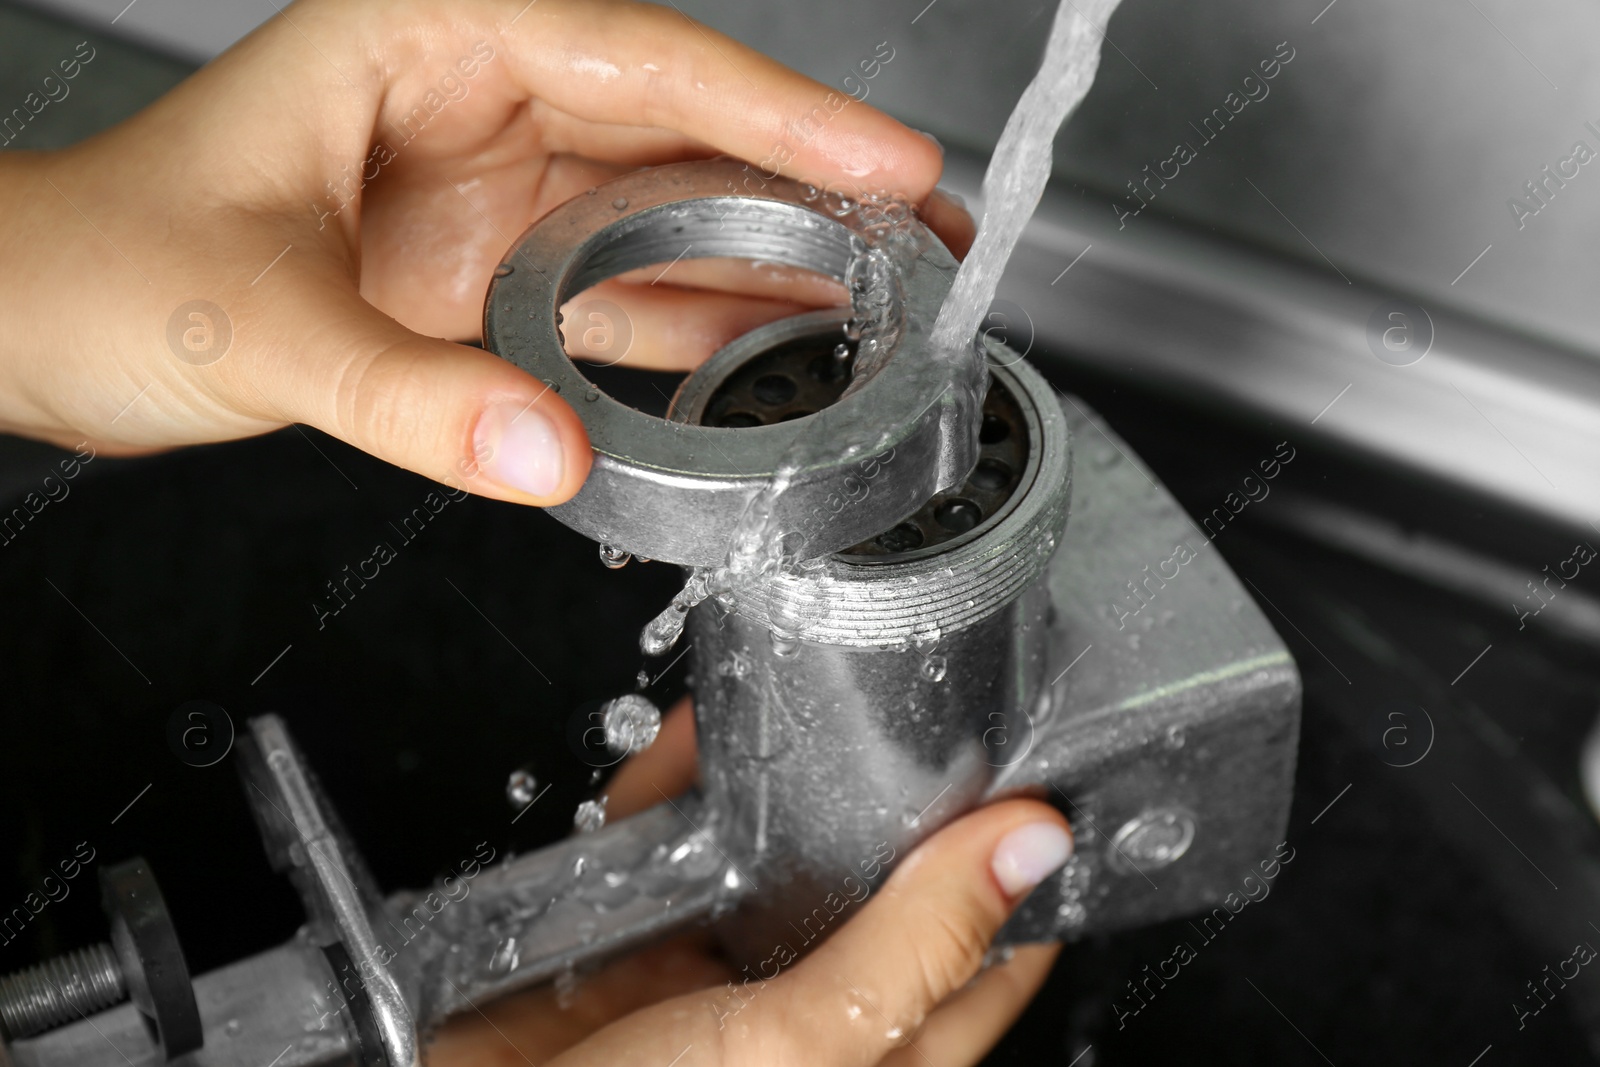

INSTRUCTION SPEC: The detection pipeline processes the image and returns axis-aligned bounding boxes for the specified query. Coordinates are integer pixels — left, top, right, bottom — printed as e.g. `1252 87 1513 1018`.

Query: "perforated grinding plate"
695 330 1030 560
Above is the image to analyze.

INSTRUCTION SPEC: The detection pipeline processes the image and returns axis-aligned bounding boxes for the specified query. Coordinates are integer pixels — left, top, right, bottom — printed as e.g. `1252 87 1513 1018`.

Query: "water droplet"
602 693 661 756
493 263 514 278
833 342 851 364
574 797 607 833
506 768 538 808
1053 854 1091 930
843 320 863 342
920 654 947 682
599 543 631 570
768 629 799 657
983 945 1016 968
611 197 629 210
642 607 687 657
224 1019 241 1037
573 854 588 877
555 964 580 1009
636 669 650 688
489 937 520 974
640 568 714 655
1165 724 1186 750
799 182 820 202
722 866 743 890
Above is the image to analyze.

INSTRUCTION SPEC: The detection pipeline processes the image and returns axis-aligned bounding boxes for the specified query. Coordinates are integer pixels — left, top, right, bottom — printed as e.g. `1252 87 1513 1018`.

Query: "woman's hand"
427 698 1073 1067
0 0 971 506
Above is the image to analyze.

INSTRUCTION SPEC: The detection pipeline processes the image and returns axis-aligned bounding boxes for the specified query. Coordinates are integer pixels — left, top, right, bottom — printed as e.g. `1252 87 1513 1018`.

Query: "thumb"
235 271 591 504
757 800 1072 1066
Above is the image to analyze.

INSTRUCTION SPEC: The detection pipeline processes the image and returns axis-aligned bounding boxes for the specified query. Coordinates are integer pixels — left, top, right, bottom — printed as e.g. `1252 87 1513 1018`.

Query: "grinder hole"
969 459 1013 491
935 499 982 534
752 374 798 406
876 523 926 552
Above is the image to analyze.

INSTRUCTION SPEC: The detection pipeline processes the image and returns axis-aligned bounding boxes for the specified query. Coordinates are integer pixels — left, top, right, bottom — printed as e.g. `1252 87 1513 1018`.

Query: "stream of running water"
635 0 1124 661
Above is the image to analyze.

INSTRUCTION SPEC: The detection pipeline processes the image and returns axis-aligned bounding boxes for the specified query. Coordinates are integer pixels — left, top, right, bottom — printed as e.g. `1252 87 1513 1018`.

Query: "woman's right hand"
427 698 1073 1067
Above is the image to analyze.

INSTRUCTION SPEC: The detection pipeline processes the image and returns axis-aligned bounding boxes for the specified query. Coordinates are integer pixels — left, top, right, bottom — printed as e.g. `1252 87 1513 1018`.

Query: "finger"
191 1 940 212
563 279 812 371
527 105 719 166
879 944 1059 1067
745 801 1071 1067
228 258 591 506
368 156 848 344
921 188 977 260
606 259 847 309
486 1 944 202
605 695 697 818
360 153 637 340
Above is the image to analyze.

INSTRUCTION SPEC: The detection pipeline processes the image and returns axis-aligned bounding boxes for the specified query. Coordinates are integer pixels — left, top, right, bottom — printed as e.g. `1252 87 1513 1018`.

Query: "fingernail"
474 399 564 498
991 822 1073 898
915 128 945 157
932 187 966 210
